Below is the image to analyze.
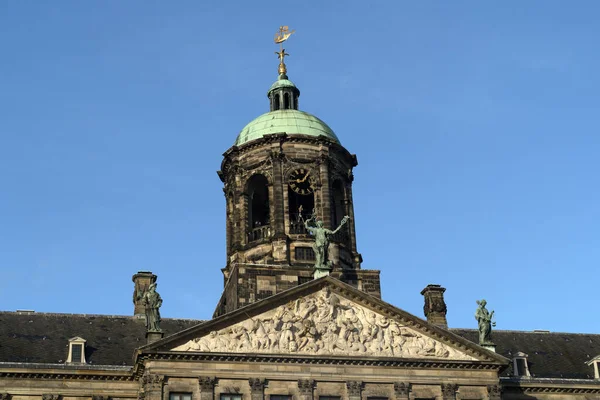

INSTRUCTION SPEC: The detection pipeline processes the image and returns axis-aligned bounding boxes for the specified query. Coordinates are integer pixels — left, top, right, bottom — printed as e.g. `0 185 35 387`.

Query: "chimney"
421 284 448 329
132 271 157 316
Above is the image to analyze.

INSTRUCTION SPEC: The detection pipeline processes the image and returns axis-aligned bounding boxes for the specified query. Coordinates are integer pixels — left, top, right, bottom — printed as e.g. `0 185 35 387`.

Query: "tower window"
284 92 290 109
247 175 270 239
331 180 345 227
295 246 315 261
273 95 280 110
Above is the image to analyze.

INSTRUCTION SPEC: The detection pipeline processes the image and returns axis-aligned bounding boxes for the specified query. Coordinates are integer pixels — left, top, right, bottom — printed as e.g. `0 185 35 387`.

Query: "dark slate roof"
452 328 600 379
0 311 201 366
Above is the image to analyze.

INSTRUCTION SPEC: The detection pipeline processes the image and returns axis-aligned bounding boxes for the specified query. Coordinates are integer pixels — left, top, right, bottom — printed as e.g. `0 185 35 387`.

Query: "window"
295 246 315 261
298 275 312 285
513 352 531 377
367 398 388 400
247 174 270 241
170 394 192 400
319 397 341 400
221 395 242 400
67 336 86 363
586 355 600 379
270 396 291 400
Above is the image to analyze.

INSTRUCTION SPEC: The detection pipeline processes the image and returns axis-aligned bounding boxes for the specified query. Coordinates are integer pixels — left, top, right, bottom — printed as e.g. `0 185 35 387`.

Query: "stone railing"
248 225 270 242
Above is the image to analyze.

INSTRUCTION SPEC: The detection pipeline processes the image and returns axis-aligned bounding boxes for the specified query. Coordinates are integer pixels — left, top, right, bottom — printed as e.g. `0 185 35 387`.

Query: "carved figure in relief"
172 289 474 361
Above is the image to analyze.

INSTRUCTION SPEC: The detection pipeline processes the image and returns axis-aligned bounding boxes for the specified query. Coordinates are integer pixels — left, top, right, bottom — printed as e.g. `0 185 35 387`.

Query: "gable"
171 287 476 361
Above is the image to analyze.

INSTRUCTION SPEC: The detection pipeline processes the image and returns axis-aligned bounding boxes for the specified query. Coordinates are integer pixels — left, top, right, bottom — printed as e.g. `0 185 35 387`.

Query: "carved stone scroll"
199 376 217 400
141 374 164 400
173 288 474 361
441 384 458 400
393 382 411 400
346 381 362 399
42 395 60 400
298 379 315 400
249 378 266 400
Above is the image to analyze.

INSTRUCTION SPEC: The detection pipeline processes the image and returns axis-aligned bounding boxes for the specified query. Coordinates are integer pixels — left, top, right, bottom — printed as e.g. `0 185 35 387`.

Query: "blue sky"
1 2 599 333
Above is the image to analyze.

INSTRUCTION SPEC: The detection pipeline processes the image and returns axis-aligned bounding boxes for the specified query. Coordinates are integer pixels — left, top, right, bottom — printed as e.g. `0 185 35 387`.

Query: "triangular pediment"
141 277 506 364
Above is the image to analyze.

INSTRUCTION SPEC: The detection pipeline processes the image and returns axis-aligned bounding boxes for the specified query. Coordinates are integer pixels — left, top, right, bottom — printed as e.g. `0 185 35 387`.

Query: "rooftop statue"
475 299 495 345
143 283 163 332
304 212 350 278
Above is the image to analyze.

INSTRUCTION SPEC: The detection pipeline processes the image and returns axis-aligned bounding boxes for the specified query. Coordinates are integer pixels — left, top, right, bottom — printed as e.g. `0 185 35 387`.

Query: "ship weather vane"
274 25 295 76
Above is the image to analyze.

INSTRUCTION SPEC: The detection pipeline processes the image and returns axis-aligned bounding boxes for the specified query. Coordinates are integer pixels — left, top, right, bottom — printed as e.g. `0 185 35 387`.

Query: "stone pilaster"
297 379 315 400
199 377 217 400
249 378 266 400
487 385 502 400
142 374 165 400
317 154 332 229
421 284 448 329
0 394 12 400
346 381 362 400
394 382 411 400
441 384 458 400
271 151 286 239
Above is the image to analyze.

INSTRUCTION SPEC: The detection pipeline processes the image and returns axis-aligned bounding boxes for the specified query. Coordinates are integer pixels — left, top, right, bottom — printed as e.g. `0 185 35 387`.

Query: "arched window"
247 175 270 230
284 92 290 109
331 180 345 227
273 95 280 110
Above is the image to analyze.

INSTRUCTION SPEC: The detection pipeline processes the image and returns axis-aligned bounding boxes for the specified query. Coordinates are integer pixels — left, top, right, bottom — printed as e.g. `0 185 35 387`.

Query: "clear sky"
1 2 599 334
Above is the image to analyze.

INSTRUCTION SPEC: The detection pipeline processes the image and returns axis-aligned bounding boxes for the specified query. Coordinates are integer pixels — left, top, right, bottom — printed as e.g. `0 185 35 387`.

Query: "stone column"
487 385 502 400
441 384 458 400
346 381 362 400
142 374 165 400
394 382 411 400
249 378 266 400
421 284 448 329
297 379 315 400
199 377 217 400
317 154 332 229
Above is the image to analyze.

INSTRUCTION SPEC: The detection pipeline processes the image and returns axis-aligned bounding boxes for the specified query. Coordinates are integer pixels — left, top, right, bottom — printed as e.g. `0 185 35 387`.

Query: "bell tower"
214 27 381 317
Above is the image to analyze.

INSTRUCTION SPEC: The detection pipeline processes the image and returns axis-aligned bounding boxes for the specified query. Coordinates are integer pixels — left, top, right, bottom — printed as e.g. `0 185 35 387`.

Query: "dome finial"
274 26 295 79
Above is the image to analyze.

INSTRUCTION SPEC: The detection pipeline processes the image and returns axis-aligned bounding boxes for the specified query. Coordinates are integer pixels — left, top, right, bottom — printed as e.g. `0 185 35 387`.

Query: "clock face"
288 168 315 195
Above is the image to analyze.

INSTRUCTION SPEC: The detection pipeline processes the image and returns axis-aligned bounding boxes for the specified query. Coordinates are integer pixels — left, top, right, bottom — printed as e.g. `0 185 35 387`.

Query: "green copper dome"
268 78 298 94
235 110 340 146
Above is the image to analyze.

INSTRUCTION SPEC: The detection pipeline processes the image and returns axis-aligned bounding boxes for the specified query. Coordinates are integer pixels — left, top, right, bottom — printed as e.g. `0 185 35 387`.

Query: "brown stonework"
393 382 411 399
199 376 217 400
441 383 458 400
132 271 157 316
249 378 266 400
142 374 164 400
421 284 448 329
346 381 362 399
298 379 315 400
487 384 501 399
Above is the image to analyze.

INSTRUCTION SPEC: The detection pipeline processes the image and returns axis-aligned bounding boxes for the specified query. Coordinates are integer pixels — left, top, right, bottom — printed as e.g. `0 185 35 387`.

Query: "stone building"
2 41 600 400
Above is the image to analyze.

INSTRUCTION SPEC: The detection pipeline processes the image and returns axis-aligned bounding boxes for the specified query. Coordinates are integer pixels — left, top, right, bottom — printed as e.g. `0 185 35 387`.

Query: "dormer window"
586 355 600 379
67 336 86 364
513 352 530 377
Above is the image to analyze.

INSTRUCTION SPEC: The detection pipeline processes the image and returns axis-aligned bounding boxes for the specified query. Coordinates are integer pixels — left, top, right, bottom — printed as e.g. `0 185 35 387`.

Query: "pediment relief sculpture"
172 288 475 360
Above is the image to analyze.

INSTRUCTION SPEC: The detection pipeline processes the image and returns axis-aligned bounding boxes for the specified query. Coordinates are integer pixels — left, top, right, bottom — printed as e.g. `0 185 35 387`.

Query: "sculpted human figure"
304 215 350 272
143 283 163 332
475 299 496 345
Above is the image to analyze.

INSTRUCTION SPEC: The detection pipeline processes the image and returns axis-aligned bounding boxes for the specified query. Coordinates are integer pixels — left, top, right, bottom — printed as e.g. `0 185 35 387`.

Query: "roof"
234 110 340 146
0 311 201 366
268 78 298 94
452 328 600 379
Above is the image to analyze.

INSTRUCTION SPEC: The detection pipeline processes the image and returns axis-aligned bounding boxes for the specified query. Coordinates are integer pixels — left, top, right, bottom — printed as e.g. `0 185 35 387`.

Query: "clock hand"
299 172 310 183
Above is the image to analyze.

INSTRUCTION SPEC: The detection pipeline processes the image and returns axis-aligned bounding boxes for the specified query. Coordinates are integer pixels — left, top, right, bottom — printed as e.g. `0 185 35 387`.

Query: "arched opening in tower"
273 94 280 110
331 180 346 227
247 174 270 241
284 92 290 109
288 188 314 234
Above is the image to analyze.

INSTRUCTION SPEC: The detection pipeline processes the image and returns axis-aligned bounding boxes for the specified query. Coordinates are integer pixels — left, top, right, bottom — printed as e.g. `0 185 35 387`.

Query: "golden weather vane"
274 26 295 76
